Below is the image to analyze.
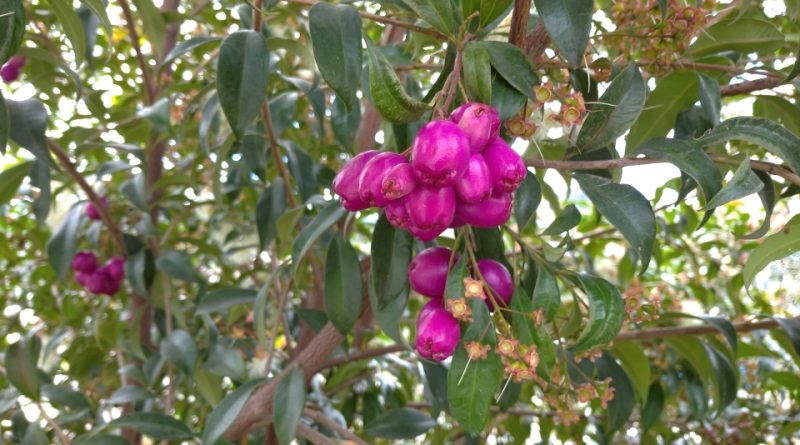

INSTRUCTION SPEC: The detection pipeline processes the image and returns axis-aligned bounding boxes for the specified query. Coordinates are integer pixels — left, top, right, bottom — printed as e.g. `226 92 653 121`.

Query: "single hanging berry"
483 138 526 193
408 246 456 299
454 191 513 228
358 152 406 207
411 120 470 187
415 299 461 361
86 196 109 221
452 103 501 152
454 153 493 204
404 185 456 241
476 258 513 310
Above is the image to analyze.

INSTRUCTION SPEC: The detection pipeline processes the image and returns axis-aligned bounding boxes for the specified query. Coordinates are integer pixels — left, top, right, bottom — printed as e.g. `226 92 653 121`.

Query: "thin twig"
252 0 264 32
37 402 71 445
261 103 298 208
304 409 369 445
263 277 294 376
296 424 337 445
720 76 783 97
162 274 175 415
322 345 408 369
615 317 795 342
117 0 156 104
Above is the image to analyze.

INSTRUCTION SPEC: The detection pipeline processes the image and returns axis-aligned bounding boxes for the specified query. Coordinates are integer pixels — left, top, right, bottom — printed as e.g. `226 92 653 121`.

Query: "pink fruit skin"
417 298 442 324
476 258 513 310
449 102 473 123
358 152 406 207
483 138 526 193
385 199 411 229
455 153 493 203
455 103 501 152
415 301 460 361
411 121 470 187
454 191 513 228
86 196 109 221
333 150 379 211
408 225 446 242
405 185 456 237
71 251 99 273
106 257 126 281
0 65 19 83
381 162 417 201
85 268 119 296
408 246 455 299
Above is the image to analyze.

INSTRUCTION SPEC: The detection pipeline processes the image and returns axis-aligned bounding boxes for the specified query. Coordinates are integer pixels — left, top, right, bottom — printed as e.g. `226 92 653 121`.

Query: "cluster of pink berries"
333 103 526 241
409 247 513 361
1 56 25 83
71 251 125 296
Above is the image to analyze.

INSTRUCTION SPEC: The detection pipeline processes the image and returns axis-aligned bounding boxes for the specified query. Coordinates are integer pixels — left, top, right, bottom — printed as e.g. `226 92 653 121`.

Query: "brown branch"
322 344 408 369
296 424 337 445
720 76 782 97
615 317 792 342
252 0 264 32
304 409 369 445
117 0 156 104
508 0 532 47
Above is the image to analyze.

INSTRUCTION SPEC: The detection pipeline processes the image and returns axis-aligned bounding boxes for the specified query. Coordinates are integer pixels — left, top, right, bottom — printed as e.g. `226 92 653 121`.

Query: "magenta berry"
415 300 461 361
408 246 455 299
408 224 446 242
385 199 411 229
105 257 126 281
411 120 470 187
333 150 379 211
476 258 513 310
483 138 526 193
381 162 417 201
358 152 406 207
85 268 118 296
85 196 109 221
75 272 91 287
454 191 513 228
405 185 456 239
0 65 20 83
455 153 493 204
71 251 98 273
454 103 501 152
449 102 472 123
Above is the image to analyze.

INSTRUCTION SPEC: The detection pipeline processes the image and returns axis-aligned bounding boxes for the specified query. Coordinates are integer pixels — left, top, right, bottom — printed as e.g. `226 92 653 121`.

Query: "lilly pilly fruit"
415 299 461 362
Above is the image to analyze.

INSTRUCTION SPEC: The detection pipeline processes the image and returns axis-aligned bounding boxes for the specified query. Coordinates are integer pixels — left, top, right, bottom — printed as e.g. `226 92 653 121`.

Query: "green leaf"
574 173 655 271
774 317 800 356
513 171 541 229
160 36 221 71
291 202 346 273
106 412 193 441
626 71 699 155
366 40 430 123
256 179 286 250
743 217 800 288
201 379 265 445
202 342 246 380
697 73 721 125
635 138 722 206
364 408 437 439
478 0 513 27
324 234 363 334
595 353 635 433
160 330 198 378
309 3 362 111
331 95 361 149
46 204 84 281
73 434 132 445
0 160 32 206
371 214 413 309
687 18 783 58
196 288 257 315
217 31 270 138
701 159 763 210
611 341 650 404
571 274 624 352
7 99 49 158
0 0 25 66
126 249 152 297
131 0 166 55
5 339 41 401
447 346 502 435
475 41 538 99
704 342 738 413
284 142 316 202
462 42 492 104
401 0 458 36
541 204 581 235
641 382 664 430
108 386 153 405
576 64 646 153
753 95 800 136
156 249 201 283
45 0 87 64
532 0 593 68
444 254 469 300
531 266 560 321
274 368 306 445
510 286 536 344
78 0 112 44
0 91 7 154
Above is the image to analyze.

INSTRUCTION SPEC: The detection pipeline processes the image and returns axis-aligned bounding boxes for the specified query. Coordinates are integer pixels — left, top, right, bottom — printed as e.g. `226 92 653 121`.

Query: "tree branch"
508 0 532 47
304 409 369 445
720 76 783 97
117 0 156 104
615 317 793 342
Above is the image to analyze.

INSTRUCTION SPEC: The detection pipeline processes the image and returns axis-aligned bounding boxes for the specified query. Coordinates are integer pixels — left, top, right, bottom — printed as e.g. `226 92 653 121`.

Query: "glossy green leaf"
309 3 362 111
256 179 286 250
0 0 25 66
753 95 800 136
284 142 316 201
701 159 763 210
202 342 246 380
160 36 221 71
73 434 132 445
611 341 650 404
463 42 492 104
371 214 413 309
626 71 699 154
331 95 361 149
7 99 49 158
687 18 783 58
291 202 346 273
531 266 559 321
106 412 193 441
571 274 625 352
576 64 646 153
666 336 715 407
641 382 664 431
160 330 198 378
366 40 430 123
364 408 437 439
743 216 800 288
274 368 306 445
156 249 201 283
774 317 800 356
697 73 721 125
196 288 257 315
444 254 469 300
422 361 448 414
131 0 166 55
475 41 538 99
217 31 270 138
595 353 635 433
532 0 593 68
478 0 513 27
0 91 7 154
541 204 581 235
575 173 655 271
513 171 541 229
0 161 32 206
324 234 363 334
45 0 86 64
635 138 722 205
704 342 738 413
126 249 152 297
46 204 84 281
401 0 458 36
108 386 154 405
5 339 41 401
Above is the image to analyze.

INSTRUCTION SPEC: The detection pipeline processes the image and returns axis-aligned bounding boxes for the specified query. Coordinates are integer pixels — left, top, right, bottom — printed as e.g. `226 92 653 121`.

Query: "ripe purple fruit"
411 120 470 187
86 196 109 221
0 56 24 83
85 268 119 296
453 103 501 152
408 246 455 299
405 185 456 240
358 152 406 207
105 257 126 281
483 138 526 193
71 251 98 273
381 162 416 201
415 299 461 361
449 102 472 123
476 258 513 310
333 150 379 211
455 153 492 204
385 199 411 229
454 191 513 228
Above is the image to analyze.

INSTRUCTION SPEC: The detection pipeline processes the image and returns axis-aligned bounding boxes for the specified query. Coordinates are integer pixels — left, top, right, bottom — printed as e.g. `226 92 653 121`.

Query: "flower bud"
85 196 109 221
71 251 98 273
411 121 469 187
454 191 513 228
482 138 526 193
408 246 455 299
333 150 379 211
105 257 126 281
385 199 411 229
381 162 416 201
476 258 513 309
405 185 456 238
455 153 492 204
415 300 460 361
358 152 406 207
453 103 501 152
